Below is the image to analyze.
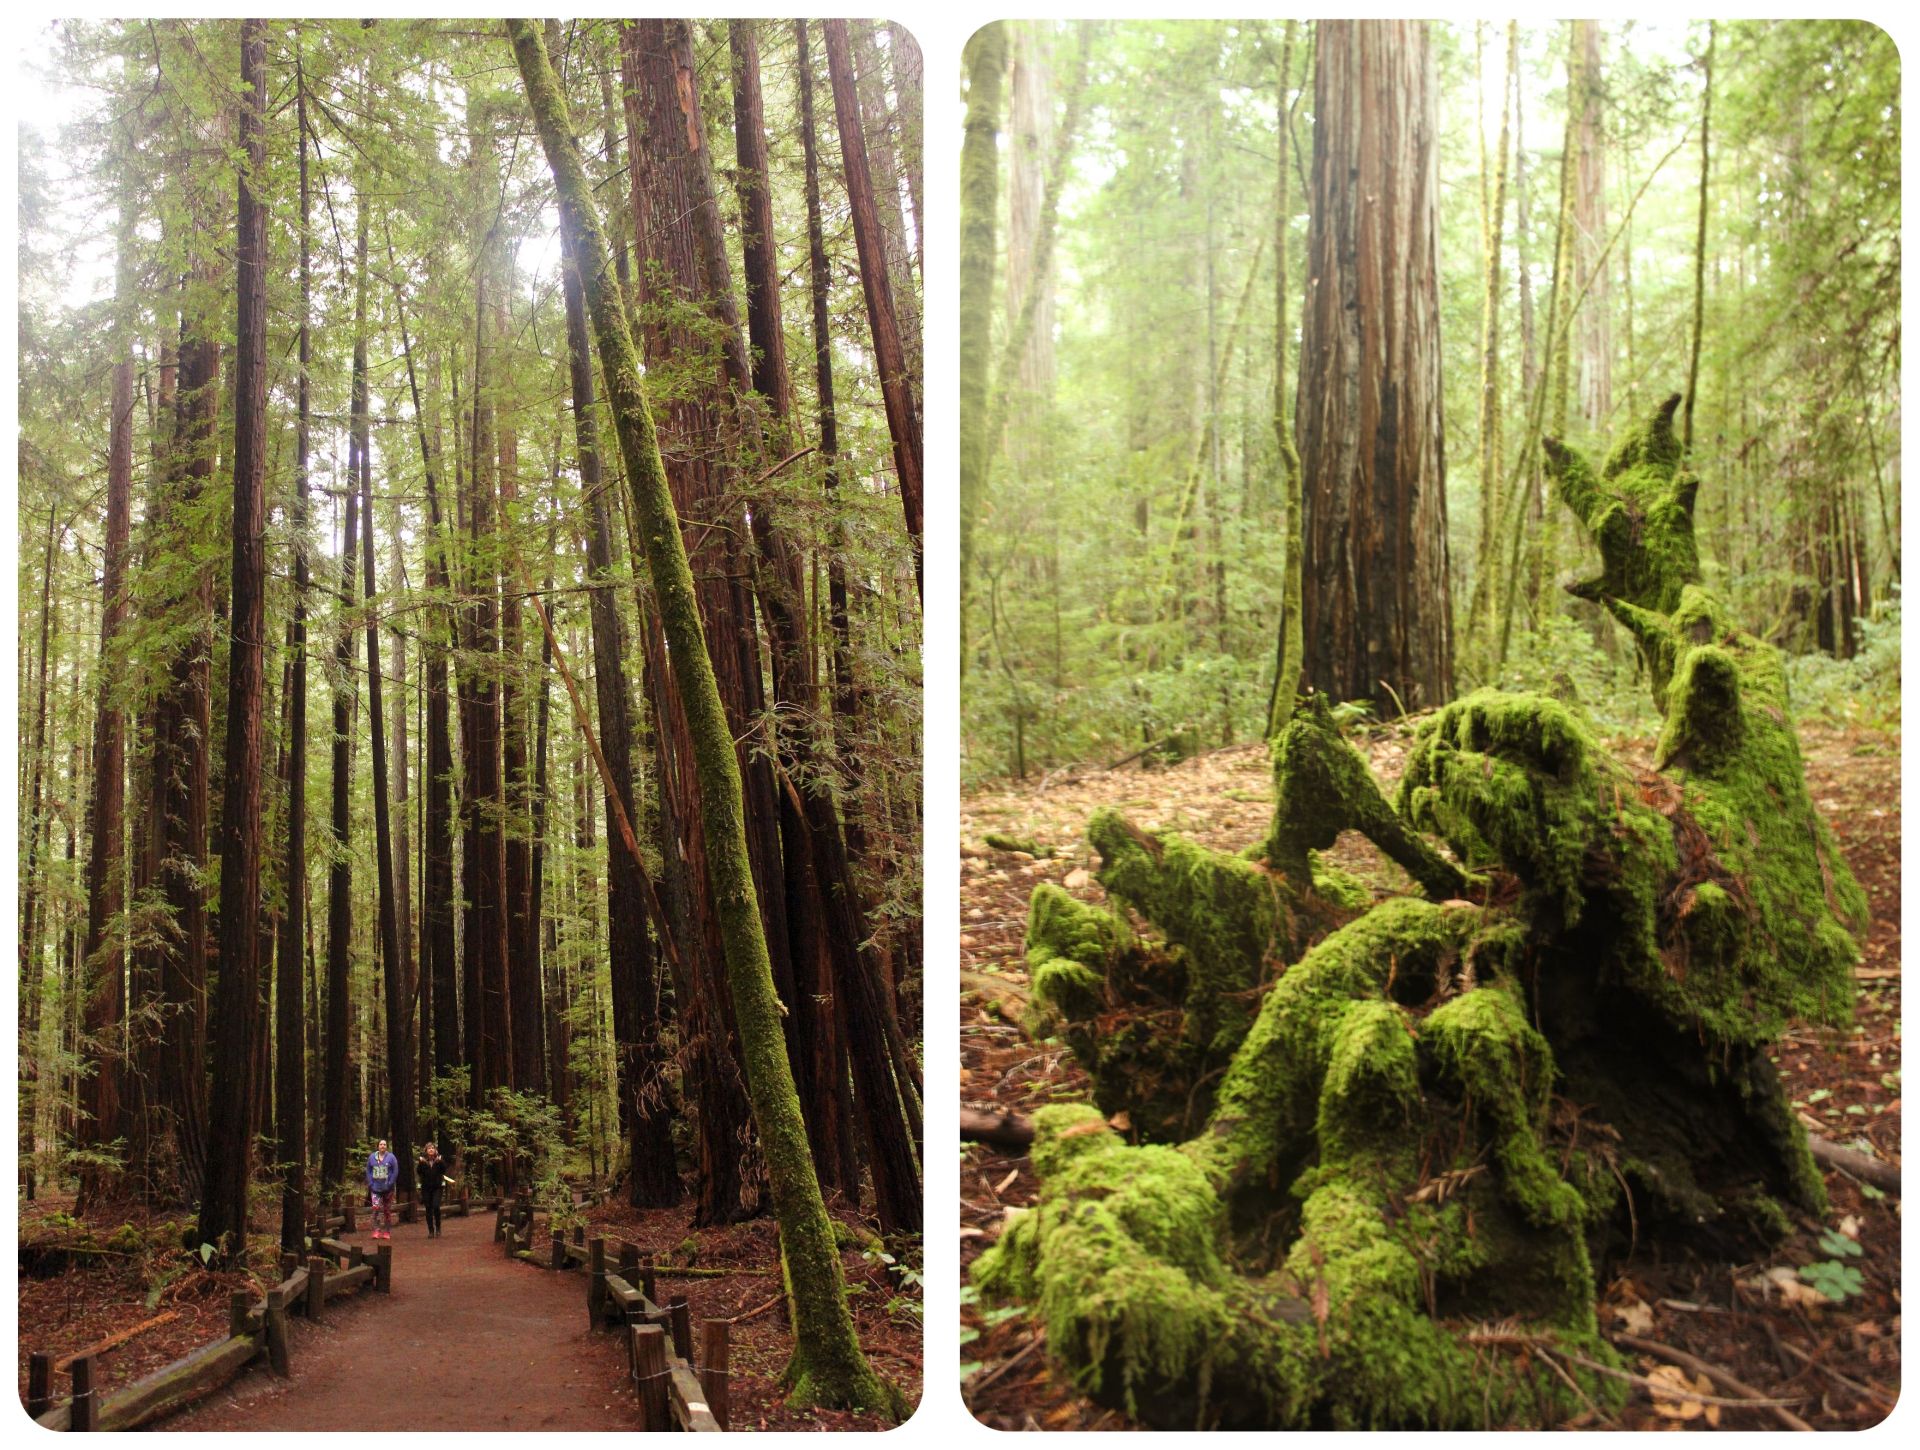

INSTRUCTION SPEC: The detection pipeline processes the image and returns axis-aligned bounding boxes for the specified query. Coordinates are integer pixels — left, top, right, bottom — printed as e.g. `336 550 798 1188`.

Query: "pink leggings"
371 1192 395 1231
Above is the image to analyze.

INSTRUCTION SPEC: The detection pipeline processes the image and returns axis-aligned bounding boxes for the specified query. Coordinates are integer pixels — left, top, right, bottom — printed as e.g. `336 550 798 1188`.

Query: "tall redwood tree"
1297 19 1454 712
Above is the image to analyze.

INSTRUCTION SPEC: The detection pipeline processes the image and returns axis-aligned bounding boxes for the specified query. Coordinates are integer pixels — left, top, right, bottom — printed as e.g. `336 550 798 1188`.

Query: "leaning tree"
975 395 1867 1429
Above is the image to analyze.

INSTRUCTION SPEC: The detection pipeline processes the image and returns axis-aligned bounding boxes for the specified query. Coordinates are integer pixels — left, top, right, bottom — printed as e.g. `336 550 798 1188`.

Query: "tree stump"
978 397 1869 1428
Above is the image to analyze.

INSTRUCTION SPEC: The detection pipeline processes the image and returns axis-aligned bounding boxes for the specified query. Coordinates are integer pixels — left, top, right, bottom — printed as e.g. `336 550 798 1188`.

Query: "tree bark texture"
1297 19 1454 713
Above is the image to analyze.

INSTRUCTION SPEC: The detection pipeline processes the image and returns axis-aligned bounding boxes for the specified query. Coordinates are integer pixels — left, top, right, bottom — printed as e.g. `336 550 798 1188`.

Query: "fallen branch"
649 1266 772 1279
1103 738 1172 772
1776 1339 1896 1411
725 1294 785 1326
969 1331 1045 1395
961 972 1029 1014
54 1311 180 1372
961 1107 1036 1150
1549 1343 1811 1413
1609 1333 1815 1430
1805 1133 1900 1196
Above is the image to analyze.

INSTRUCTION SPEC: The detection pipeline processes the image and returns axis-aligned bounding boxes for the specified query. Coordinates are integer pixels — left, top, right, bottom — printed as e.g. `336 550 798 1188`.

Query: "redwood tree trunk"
1297 19 1454 712
199 16 270 1257
822 18 924 602
363 428 414 1191
561 239 680 1209
322 221 366 1195
77 266 136 1210
277 55 312 1251
142 263 219 1207
621 16 774 1225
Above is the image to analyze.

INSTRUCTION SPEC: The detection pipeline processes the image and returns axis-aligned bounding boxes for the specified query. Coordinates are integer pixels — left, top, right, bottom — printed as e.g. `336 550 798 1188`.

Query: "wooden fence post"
265 1287 292 1377
493 1203 506 1243
27 1351 52 1417
700 1319 730 1431
619 1242 641 1307
376 1244 393 1294
572 1224 584 1249
668 1293 692 1361
69 1355 97 1431
307 1255 327 1321
631 1325 669 1431
349 1243 366 1271
229 1290 252 1344
587 1237 607 1327
641 1253 658 1305
342 1195 356 1233
551 1229 565 1270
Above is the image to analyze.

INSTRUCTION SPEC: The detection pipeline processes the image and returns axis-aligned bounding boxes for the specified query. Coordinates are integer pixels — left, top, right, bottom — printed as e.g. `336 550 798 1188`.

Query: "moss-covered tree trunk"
506 18 900 1419
959 22 1007 677
1265 20 1306 737
983 395 1867 1429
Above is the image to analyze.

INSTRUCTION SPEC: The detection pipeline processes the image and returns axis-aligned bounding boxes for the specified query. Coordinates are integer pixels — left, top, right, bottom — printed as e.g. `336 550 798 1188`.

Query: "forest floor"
17 1190 921 1431
959 715 1900 1431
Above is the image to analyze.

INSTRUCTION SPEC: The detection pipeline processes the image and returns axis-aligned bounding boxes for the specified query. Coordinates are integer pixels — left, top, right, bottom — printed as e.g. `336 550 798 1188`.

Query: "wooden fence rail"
530 1230 728 1431
28 1240 389 1431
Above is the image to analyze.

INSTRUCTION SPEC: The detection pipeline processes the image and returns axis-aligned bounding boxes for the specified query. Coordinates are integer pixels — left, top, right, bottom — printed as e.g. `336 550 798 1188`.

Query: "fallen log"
961 1107 1036 1150
1806 1133 1900 1196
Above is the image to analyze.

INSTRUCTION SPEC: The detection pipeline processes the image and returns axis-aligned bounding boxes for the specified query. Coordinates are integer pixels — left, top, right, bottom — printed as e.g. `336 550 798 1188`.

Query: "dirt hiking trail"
161 1208 634 1431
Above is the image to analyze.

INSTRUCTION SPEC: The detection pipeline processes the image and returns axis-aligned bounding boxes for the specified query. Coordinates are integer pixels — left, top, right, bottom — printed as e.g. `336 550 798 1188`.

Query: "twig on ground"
1550 1343 1811 1413
1777 1340 1896 1411
969 1332 1045 1395
725 1294 784 1326
1610 1332 1816 1430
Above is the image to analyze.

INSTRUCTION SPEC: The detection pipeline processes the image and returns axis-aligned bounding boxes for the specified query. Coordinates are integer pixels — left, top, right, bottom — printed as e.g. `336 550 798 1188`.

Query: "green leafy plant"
1797 1259 1864 1303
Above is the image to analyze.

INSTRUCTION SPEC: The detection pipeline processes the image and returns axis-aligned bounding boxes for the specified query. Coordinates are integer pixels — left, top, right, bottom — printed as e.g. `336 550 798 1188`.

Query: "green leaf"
1797 1260 1865 1302
1817 1228 1864 1259
199 1242 215 1265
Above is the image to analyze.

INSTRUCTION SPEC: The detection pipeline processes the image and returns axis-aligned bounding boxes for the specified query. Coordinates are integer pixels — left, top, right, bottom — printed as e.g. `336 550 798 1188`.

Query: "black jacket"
416 1158 449 1192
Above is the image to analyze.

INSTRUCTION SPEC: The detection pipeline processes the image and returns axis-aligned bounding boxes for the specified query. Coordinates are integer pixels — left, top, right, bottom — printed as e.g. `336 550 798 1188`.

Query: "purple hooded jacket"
366 1149 399 1199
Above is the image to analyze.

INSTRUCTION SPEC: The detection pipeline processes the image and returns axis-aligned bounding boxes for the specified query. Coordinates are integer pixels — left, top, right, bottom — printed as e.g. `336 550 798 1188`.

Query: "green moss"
972 1105 1241 1421
1268 694 1473 899
1024 883 1128 1028
1192 899 1478 1193
1309 856 1372 911
976 1102 1619 1429
984 832 1054 858
1399 690 1646 933
1545 391 1699 620
1092 811 1289 974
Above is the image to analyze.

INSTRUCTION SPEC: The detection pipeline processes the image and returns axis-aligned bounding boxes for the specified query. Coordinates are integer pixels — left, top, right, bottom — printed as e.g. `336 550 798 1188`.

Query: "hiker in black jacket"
416 1143 455 1237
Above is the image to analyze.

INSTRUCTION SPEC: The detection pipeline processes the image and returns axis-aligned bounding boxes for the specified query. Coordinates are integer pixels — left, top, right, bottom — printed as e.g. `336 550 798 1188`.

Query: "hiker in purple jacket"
367 1140 399 1241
